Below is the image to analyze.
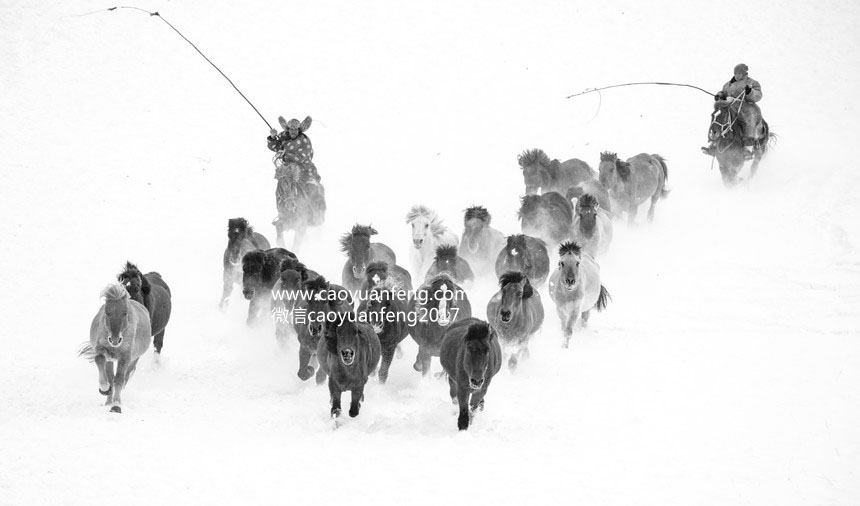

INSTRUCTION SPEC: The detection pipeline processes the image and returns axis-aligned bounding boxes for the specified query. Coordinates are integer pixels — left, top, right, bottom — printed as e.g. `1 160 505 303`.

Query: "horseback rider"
267 115 325 226
701 63 764 160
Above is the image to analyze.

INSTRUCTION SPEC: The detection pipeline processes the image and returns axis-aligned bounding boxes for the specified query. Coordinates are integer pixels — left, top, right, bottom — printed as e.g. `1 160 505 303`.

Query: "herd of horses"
83 133 747 430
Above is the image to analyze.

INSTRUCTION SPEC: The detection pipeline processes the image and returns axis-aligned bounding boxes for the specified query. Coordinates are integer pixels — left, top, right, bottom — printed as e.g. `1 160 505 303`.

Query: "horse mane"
615 160 631 181
340 224 377 253
506 234 528 251
281 257 309 280
464 320 491 342
405 205 438 224
434 244 458 261
463 205 491 224
517 195 544 219
227 217 252 235
118 261 152 294
100 283 129 302
366 261 390 276
426 272 455 292
600 151 617 162
303 275 330 293
558 241 582 257
577 193 599 210
498 270 527 288
517 148 551 169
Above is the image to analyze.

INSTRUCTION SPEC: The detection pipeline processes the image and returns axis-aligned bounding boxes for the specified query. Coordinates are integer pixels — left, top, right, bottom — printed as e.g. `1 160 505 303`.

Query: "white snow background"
1 1 858 504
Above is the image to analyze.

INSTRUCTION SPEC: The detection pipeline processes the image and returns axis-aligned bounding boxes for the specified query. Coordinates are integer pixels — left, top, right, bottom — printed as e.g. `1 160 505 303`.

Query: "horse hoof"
110 406 122 414
331 408 341 419
349 406 360 418
99 386 112 396
413 361 423 372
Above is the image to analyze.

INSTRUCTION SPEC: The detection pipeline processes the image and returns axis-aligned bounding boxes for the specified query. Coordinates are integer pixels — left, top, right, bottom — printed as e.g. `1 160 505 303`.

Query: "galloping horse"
356 285 410 384
317 319 381 419
425 245 475 288
566 179 612 214
570 194 613 257
598 152 669 224
242 247 296 326
707 100 774 186
220 218 271 310
405 205 459 280
495 234 550 289
518 148 595 195
78 284 151 413
273 161 326 251
408 274 472 376
295 276 353 383
117 262 172 354
459 206 506 278
486 271 544 372
340 225 397 292
518 192 573 247
548 242 611 348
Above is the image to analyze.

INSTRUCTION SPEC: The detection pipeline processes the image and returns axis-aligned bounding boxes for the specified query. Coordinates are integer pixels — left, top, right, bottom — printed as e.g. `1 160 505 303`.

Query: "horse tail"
652 154 670 199
595 285 612 312
761 119 777 153
77 342 97 362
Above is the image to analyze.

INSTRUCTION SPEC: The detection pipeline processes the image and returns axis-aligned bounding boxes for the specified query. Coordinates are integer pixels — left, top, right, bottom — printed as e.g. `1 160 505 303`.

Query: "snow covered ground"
1 1 858 504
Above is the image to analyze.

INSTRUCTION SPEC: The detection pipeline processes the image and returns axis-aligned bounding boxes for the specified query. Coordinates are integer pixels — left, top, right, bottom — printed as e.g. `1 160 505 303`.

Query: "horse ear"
300 116 312 132
522 278 534 299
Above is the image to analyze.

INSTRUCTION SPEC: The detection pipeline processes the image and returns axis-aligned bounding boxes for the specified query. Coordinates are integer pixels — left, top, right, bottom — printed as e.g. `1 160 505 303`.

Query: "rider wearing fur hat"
702 64 764 160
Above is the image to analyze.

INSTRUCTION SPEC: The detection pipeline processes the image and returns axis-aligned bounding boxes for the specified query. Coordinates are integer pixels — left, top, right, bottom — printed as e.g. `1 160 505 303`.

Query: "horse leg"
456 384 471 430
470 386 488 413
581 310 591 328
124 358 139 384
349 386 364 417
109 357 130 413
219 269 233 311
562 310 579 348
627 201 638 226
315 358 327 385
395 344 403 359
647 193 659 222
297 346 315 381
413 346 430 375
275 221 286 249
328 378 342 418
95 355 111 396
153 329 165 354
507 350 519 373
378 345 396 384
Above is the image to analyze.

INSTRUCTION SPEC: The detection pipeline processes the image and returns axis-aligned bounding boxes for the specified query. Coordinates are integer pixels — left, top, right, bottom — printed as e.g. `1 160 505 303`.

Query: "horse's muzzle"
371 322 384 334
309 323 322 337
242 289 254 300
340 349 355 366
108 334 124 348
413 239 423 249
352 265 365 279
469 377 484 390
499 310 512 323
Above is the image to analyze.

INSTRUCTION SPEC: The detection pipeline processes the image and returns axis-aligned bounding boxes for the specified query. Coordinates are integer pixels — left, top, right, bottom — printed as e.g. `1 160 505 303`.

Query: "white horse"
405 205 459 280
570 194 614 257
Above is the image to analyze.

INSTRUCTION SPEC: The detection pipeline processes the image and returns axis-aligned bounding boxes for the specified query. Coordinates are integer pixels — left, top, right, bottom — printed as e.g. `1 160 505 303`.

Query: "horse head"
556 241 583 290
598 151 620 188
430 245 460 278
365 261 391 290
363 288 397 334
708 101 738 142
462 321 496 390
226 218 257 265
518 149 552 195
504 234 534 273
340 224 377 279
303 276 340 338
463 206 491 254
241 250 278 299
574 194 600 233
101 283 132 348
406 205 438 249
330 320 364 367
117 261 149 302
497 271 533 325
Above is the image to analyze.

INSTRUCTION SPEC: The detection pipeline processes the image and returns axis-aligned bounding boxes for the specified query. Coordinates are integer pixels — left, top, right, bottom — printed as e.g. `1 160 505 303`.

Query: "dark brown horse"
317 319 381 418
407 274 472 376
357 286 410 384
707 101 774 186
440 318 502 431
117 262 172 355
340 225 397 292
78 284 151 413
360 261 413 295
486 271 544 372
425 245 475 288
294 276 353 383
241 247 296 326
220 218 271 310
271 257 320 348
598 152 669 224
495 234 550 288
518 192 573 247
459 206 507 278
518 148 595 195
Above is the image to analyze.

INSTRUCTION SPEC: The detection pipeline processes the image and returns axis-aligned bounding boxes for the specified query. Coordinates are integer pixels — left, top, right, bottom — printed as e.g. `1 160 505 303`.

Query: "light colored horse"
548 242 610 348
460 206 507 278
598 152 669 224
78 284 151 413
570 194 613 257
405 205 459 280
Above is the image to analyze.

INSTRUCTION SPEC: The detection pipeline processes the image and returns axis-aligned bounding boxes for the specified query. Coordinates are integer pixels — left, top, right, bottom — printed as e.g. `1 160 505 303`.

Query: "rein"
709 90 747 158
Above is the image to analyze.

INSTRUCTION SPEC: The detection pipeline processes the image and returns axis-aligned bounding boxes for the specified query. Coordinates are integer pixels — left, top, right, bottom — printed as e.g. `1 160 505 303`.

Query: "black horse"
317 319 381 418
425 245 475 288
486 271 544 372
117 262 172 354
295 276 353 382
518 192 573 247
340 225 397 292
271 257 320 348
407 273 472 376
241 247 296 326
495 234 550 289
440 318 502 431
357 286 410 383
220 218 271 310
360 261 413 296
